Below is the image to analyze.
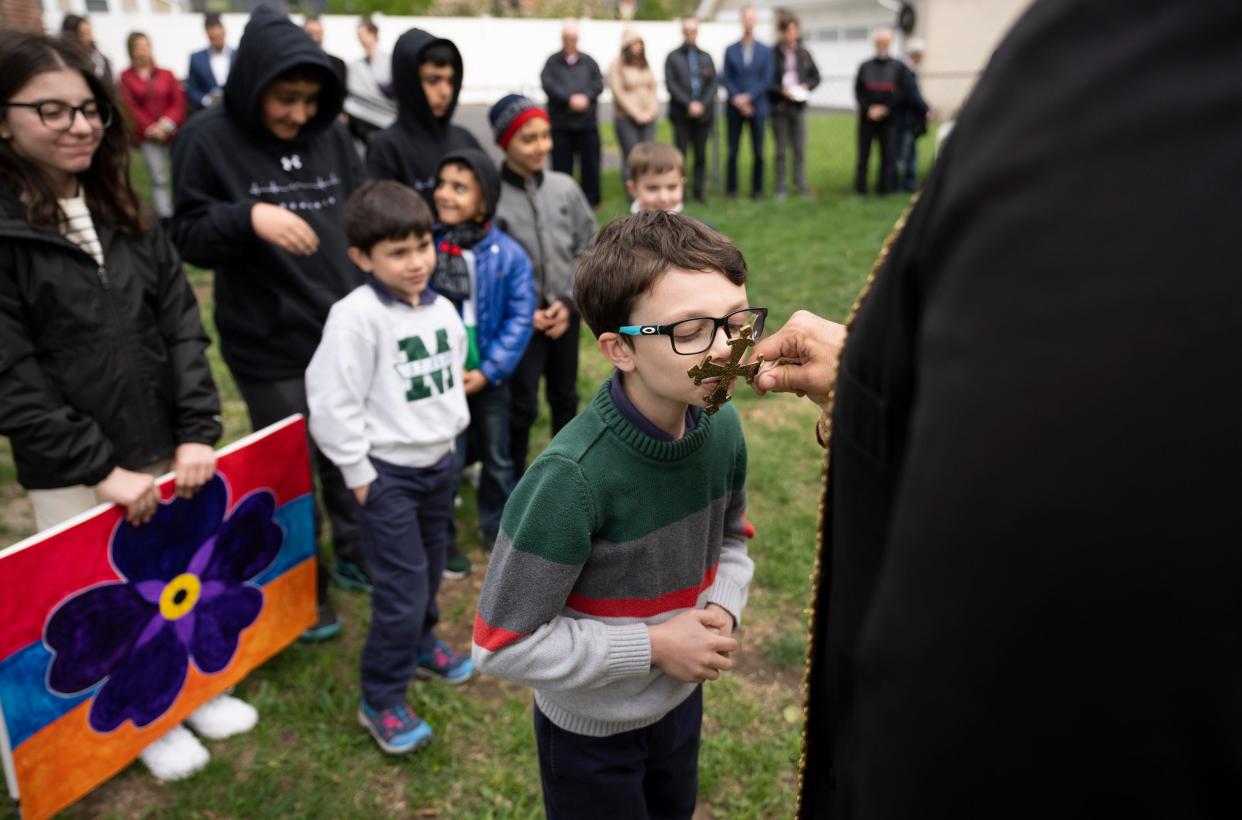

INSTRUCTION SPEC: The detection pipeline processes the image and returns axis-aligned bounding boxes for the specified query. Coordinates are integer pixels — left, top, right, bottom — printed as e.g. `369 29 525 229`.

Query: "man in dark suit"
186 13 234 112
853 27 904 195
540 20 604 207
665 16 718 204
722 5 774 199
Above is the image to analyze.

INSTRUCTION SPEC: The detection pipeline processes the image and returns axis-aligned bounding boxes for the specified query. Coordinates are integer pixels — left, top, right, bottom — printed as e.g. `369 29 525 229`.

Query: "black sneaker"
300 603 342 643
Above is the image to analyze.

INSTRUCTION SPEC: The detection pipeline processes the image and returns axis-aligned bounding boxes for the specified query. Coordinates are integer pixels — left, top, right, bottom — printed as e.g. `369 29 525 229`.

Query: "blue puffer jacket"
458 223 536 386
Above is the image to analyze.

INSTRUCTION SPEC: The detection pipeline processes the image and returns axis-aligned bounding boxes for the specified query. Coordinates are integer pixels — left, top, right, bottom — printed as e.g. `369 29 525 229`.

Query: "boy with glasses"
473 210 755 818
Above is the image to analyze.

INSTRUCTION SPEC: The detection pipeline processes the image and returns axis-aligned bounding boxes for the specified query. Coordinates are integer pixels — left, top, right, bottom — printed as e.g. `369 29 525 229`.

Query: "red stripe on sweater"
473 611 528 652
566 563 719 618
865 82 897 91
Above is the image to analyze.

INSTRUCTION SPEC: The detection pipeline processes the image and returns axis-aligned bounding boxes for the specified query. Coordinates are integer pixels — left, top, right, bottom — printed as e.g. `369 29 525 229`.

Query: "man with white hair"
541 20 604 207
853 26 903 194
894 37 930 192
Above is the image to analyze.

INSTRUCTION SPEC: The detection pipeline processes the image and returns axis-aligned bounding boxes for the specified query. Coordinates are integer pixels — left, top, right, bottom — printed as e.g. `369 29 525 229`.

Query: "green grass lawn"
0 113 922 819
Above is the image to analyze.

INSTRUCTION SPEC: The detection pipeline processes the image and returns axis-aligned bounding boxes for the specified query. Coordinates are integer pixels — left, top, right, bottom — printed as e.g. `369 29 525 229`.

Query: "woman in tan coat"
607 29 659 186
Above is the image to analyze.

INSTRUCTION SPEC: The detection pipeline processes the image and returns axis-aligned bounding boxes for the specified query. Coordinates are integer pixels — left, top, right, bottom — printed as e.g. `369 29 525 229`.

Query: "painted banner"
0 416 316 820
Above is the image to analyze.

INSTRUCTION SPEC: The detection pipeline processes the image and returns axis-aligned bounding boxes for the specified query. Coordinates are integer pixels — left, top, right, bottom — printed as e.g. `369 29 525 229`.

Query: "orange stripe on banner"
12 559 316 820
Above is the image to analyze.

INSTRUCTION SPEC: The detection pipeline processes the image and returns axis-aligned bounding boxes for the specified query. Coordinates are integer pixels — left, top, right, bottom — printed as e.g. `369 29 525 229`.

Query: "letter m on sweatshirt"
395 328 456 401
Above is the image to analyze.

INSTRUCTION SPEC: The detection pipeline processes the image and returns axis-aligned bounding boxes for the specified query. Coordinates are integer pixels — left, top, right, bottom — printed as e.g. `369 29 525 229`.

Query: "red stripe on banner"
472 612 527 652
0 417 313 662
214 416 313 507
566 564 719 618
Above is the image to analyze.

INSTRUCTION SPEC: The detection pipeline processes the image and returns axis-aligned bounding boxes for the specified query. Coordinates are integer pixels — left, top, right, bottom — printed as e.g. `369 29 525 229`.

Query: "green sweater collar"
592 379 715 461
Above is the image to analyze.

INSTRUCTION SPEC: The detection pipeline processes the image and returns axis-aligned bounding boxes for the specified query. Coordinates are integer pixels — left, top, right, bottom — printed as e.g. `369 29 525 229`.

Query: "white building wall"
42 10 879 109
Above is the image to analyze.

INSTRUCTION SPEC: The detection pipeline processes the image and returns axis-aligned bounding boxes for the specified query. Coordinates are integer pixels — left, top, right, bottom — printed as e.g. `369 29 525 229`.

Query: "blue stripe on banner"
256 494 316 586
0 494 315 750
0 643 94 749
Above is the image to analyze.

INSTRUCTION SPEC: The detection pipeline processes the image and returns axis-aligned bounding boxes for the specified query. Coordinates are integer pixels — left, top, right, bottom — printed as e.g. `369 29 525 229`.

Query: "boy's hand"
172 442 215 499
463 369 489 395
703 603 736 635
251 203 319 256
95 467 160 526
648 609 738 683
353 484 370 506
542 300 571 340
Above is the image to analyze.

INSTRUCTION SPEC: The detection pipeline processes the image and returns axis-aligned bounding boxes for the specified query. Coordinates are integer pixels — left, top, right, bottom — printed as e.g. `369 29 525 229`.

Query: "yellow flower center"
159 573 202 621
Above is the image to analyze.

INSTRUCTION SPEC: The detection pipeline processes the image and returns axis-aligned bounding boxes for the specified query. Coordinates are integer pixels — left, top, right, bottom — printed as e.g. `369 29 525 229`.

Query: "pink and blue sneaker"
357 702 432 755
416 639 474 685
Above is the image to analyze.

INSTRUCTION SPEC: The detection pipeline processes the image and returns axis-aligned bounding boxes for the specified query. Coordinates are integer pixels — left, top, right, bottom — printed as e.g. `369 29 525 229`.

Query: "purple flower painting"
43 476 283 733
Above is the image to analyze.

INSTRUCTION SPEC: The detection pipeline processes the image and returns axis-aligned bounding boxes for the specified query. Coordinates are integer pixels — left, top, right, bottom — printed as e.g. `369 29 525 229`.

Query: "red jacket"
118 66 186 145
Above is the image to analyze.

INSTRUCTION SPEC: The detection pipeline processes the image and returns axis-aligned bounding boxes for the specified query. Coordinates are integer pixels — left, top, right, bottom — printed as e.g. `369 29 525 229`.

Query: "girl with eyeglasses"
0 31 249 783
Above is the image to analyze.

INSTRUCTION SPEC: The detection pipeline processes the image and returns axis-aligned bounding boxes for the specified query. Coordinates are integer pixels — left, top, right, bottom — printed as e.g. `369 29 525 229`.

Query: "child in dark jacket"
171 5 367 639
432 147 536 576
0 29 243 785
367 29 480 208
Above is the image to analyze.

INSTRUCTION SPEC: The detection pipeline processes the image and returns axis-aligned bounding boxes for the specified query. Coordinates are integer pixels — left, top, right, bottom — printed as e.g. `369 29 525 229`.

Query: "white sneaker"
139 724 210 783
184 693 258 740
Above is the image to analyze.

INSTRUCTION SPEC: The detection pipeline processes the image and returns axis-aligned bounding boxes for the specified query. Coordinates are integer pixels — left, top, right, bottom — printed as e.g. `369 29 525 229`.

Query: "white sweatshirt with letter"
307 284 470 489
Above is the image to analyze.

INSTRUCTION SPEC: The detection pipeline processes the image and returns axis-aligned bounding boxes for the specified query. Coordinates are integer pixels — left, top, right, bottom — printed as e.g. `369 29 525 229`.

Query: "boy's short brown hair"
626 142 684 182
574 211 748 338
344 180 434 254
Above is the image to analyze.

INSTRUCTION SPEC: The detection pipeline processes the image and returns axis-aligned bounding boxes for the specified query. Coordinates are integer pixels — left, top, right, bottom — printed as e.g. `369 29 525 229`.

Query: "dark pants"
449 383 515 543
671 115 711 201
725 107 765 197
510 316 581 478
534 687 702 820
236 376 361 604
855 116 897 195
358 454 453 709
771 104 809 196
551 127 602 207
896 125 919 192
614 116 656 190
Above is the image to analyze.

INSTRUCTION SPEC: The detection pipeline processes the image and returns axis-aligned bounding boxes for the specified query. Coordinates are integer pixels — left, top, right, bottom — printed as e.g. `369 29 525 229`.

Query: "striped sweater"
473 379 753 737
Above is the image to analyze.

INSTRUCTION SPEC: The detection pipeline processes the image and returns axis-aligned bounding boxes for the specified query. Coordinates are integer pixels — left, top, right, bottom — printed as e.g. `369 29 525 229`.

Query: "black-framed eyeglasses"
2 99 113 132
619 307 768 355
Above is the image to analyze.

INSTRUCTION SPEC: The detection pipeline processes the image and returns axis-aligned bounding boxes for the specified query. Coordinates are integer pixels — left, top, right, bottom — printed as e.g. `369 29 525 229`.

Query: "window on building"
844 26 870 41
84 0 110 11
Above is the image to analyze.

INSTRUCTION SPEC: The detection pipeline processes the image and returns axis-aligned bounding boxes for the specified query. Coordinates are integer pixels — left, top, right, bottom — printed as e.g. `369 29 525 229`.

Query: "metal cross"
686 324 764 415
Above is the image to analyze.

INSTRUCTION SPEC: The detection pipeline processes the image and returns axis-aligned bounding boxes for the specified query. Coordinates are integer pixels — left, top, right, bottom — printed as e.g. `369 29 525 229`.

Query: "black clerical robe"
800 1 1242 817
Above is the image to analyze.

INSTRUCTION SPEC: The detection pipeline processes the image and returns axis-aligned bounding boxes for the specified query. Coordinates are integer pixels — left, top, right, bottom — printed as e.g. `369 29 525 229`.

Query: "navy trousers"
449 382 515 543
534 687 703 820
726 107 766 197
358 454 454 708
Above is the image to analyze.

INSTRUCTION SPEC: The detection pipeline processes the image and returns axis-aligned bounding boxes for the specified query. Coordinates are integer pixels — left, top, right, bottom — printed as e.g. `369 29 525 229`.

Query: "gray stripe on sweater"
477 537 583 636
573 489 747 600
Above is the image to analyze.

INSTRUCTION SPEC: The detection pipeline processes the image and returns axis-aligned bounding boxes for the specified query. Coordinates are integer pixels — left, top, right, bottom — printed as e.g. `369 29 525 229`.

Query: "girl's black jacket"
0 187 221 490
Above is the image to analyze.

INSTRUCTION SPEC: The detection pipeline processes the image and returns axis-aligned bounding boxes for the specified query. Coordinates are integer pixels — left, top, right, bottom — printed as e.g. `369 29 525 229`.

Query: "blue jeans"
451 382 515 542
896 126 919 192
358 454 453 708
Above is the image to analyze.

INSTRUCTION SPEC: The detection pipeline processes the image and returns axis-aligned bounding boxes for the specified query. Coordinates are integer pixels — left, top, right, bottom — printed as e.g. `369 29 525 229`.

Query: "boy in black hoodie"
367 29 480 207
171 6 367 639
